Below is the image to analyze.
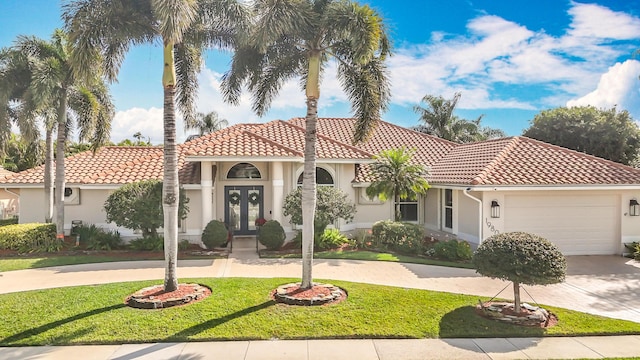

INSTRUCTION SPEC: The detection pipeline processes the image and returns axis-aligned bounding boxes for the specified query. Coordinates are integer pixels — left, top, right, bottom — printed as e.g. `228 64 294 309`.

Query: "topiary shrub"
0 223 58 253
473 231 566 313
434 239 472 261
201 220 228 249
258 220 285 250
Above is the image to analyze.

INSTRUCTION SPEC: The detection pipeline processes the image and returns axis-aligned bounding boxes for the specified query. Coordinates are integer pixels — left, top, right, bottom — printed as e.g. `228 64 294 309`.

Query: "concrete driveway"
1 251 639 323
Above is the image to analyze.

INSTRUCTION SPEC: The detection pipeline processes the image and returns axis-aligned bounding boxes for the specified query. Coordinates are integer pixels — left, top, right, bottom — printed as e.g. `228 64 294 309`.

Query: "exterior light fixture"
630 199 640 216
490 200 500 218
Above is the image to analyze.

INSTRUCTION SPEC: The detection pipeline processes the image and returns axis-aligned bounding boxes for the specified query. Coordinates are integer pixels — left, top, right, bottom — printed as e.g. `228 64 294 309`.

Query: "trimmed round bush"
201 220 228 249
473 231 566 312
258 220 285 250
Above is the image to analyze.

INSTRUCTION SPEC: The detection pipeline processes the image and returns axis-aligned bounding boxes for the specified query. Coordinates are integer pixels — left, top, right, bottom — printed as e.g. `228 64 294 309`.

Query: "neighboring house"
2 117 640 255
0 166 19 219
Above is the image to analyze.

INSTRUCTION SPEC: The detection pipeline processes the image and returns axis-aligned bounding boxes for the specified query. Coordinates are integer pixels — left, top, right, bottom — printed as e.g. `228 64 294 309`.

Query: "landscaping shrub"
473 231 566 312
371 220 424 253
128 236 163 251
258 220 285 250
316 228 351 250
0 223 58 253
624 242 640 260
86 230 122 251
433 239 472 261
202 220 228 249
73 224 103 245
283 186 356 236
179 239 191 251
0 217 18 227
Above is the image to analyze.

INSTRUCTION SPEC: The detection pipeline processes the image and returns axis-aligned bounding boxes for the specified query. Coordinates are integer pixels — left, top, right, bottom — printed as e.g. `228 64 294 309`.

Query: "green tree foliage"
103 180 189 239
413 92 505 143
185 111 228 140
1 134 44 172
366 147 430 221
222 0 390 289
473 232 566 313
283 186 356 236
0 30 114 230
523 106 640 165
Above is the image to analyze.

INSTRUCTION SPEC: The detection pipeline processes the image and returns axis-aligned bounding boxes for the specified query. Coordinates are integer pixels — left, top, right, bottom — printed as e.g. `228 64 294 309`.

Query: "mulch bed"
125 283 212 309
271 283 347 306
475 301 558 328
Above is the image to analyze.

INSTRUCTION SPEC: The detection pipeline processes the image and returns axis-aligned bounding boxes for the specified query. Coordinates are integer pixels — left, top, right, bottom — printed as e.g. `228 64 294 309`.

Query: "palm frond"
174 43 202 125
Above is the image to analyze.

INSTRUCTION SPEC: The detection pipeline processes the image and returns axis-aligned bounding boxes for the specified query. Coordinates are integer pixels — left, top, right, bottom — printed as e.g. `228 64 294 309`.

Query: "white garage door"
504 194 619 255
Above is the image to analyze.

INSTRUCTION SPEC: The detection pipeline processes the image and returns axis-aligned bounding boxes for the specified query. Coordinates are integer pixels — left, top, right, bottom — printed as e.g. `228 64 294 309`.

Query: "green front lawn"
262 249 475 269
1 278 638 346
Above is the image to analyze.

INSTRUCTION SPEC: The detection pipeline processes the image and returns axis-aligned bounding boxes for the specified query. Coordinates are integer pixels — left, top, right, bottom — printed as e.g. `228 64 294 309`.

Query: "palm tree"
366 147 430 222
413 92 504 143
64 0 248 292
222 0 391 289
0 30 113 229
186 111 228 138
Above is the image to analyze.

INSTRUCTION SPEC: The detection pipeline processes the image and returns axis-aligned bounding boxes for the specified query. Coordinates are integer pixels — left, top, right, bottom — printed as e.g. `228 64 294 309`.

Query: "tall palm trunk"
44 126 54 223
301 52 321 289
54 93 67 239
394 193 401 222
162 41 179 292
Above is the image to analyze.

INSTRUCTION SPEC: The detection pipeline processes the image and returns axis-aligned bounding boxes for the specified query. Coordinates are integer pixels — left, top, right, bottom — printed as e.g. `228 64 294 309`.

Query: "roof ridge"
243 122 304 157
279 119 374 158
470 137 521 185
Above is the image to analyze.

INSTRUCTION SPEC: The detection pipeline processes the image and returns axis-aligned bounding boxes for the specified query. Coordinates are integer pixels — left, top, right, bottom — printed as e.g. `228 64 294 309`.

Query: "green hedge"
0 218 18 227
0 223 59 253
371 220 425 253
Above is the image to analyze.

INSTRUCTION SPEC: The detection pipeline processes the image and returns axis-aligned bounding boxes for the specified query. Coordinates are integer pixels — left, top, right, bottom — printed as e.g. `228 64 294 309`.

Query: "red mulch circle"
125 283 212 309
271 283 347 306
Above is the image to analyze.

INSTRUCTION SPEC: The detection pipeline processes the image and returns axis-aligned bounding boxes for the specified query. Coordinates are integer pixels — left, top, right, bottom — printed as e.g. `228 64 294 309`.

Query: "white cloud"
567 60 640 118
568 1 640 40
111 107 165 144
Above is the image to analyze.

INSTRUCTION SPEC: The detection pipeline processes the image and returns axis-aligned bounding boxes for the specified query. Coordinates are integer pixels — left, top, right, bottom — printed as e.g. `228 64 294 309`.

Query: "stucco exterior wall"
457 190 480 244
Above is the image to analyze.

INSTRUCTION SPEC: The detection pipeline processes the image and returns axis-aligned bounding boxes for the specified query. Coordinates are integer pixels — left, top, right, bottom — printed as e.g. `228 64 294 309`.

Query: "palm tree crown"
222 0 391 288
64 0 248 292
366 147 430 222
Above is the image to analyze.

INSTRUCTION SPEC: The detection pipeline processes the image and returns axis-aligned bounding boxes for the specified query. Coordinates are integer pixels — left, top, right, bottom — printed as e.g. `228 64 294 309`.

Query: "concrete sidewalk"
3 336 640 359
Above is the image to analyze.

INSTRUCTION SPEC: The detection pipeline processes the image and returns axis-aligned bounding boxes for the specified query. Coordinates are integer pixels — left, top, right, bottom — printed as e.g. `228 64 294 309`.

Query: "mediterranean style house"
2 117 640 255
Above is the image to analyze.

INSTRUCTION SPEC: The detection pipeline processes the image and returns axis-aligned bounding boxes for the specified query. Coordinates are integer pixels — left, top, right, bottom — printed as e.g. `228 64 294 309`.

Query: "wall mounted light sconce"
491 200 500 218
630 199 640 216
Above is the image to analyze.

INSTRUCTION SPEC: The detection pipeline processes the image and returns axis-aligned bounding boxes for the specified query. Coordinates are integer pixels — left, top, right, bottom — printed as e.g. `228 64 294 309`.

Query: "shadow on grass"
438 306 545 339
169 300 276 340
0 303 125 345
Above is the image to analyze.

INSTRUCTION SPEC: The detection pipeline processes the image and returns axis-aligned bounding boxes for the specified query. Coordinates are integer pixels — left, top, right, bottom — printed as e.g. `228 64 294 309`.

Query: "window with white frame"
296 167 334 186
443 189 453 229
397 196 419 222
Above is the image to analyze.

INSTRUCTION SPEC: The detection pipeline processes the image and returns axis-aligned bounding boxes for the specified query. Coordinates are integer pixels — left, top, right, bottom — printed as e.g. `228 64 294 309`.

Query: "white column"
201 161 213 228
271 161 284 223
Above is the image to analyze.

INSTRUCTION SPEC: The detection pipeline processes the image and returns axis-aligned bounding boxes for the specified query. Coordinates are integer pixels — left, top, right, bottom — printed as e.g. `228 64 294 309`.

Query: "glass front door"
225 186 264 235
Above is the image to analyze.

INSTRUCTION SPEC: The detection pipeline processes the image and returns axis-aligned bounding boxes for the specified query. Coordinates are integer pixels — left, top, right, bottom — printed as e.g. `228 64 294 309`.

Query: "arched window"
297 167 334 186
227 163 261 179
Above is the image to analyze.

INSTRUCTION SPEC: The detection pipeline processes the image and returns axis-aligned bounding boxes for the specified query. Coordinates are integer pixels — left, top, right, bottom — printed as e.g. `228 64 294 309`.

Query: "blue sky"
1 0 639 144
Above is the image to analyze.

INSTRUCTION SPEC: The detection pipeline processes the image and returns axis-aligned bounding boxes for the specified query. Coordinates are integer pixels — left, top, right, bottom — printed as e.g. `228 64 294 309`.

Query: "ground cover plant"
0 278 638 346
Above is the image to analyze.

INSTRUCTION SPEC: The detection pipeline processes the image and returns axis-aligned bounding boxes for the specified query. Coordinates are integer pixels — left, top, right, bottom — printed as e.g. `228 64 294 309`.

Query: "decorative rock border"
477 301 553 327
126 283 211 309
273 282 346 306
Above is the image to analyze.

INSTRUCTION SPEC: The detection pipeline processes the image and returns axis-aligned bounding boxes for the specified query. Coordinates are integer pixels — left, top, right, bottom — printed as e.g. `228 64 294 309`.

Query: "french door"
224 186 264 235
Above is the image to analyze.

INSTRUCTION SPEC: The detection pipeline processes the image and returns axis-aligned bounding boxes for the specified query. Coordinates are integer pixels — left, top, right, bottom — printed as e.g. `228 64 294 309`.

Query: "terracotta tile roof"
288 117 456 166
2 119 640 187
430 137 640 185
0 166 14 180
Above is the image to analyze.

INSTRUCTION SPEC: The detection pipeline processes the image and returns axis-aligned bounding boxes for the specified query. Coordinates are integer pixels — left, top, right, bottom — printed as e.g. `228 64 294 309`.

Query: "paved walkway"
2 239 640 359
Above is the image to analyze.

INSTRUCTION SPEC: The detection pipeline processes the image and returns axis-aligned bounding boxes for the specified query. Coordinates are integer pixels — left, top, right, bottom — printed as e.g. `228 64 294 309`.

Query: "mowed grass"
1 278 639 346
